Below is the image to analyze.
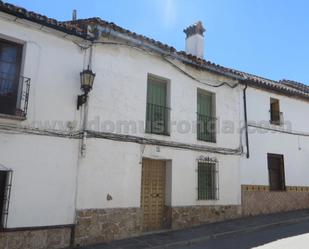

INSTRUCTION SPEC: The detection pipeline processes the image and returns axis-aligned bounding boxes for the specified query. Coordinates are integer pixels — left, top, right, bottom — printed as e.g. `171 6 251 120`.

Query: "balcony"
270 110 283 125
197 113 217 143
0 73 30 118
146 103 170 136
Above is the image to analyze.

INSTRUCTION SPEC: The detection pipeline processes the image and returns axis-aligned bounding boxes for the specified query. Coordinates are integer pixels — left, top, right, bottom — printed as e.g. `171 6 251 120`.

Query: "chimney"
183 21 205 59
72 9 77 21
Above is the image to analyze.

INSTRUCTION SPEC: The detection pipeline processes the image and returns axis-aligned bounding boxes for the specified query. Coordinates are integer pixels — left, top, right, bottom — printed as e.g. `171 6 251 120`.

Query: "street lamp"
77 67 95 110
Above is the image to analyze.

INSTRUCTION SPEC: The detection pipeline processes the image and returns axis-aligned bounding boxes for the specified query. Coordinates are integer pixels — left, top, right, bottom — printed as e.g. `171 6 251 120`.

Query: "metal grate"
146 103 170 135
0 73 31 117
1 170 12 228
197 113 217 143
197 157 219 200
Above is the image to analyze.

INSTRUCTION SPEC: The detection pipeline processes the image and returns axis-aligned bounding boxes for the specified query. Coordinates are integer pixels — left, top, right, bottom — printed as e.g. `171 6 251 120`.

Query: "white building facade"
0 2 308 249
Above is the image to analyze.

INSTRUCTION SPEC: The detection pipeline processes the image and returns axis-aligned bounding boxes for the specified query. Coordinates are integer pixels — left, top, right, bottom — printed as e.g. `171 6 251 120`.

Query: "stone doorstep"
149 216 309 249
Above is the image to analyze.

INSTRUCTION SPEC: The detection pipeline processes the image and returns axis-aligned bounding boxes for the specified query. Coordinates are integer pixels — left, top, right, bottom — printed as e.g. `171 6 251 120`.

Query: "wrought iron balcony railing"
0 73 30 118
197 113 217 143
146 103 170 135
270 110 283 125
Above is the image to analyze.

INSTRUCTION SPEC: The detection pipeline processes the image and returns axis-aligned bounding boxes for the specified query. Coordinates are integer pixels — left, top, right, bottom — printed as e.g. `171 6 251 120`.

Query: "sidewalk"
76 209 309 249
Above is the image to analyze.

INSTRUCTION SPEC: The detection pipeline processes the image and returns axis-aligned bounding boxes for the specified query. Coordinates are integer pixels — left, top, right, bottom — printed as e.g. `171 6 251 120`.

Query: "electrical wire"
93 41 239 89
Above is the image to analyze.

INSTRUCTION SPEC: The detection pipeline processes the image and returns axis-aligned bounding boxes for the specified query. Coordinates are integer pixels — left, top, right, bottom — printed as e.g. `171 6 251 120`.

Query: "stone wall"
242 185 309 216
0 226 71 249
171 205 242 230
74 208 143 247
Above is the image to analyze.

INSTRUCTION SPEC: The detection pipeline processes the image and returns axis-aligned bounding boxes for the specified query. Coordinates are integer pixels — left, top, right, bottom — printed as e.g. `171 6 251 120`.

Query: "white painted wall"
77 140 241 209
241 87 309 186
77 41 243 209
87 43 242 150
185 34 204 59
0 14 243 229
0 16 85 227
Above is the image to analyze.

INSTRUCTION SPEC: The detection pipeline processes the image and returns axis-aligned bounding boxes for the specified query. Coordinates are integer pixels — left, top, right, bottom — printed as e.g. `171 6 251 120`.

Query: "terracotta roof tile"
1 1 308 99
0 1 88 38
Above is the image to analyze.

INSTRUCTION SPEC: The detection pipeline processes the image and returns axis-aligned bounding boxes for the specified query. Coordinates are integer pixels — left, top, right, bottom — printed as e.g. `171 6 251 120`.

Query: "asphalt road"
177 219 309 249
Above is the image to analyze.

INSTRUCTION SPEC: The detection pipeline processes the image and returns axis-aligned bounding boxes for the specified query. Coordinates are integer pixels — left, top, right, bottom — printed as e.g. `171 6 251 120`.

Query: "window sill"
145 131 170 137
269 121 283 126
0 113 26 121
197 138 217 144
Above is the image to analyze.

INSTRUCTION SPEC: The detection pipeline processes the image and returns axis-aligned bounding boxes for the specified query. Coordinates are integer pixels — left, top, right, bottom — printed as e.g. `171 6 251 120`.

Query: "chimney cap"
184 21 205 38
72 9 77 21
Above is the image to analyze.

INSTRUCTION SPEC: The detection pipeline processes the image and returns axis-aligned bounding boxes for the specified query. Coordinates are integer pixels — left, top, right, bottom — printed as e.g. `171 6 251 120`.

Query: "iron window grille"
0 169 13 228
0 73 30 118
146 103 170 135
197 156 219 200
197 113 217 143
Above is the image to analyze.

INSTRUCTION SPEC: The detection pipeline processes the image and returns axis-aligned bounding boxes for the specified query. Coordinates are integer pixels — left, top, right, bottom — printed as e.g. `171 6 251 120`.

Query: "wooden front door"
141 159 166 231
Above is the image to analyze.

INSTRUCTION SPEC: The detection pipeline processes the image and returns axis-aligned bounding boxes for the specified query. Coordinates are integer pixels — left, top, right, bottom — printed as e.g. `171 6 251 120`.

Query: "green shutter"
197 92 212 116
146 76 169 135
147 77 166 107
197 91 215 142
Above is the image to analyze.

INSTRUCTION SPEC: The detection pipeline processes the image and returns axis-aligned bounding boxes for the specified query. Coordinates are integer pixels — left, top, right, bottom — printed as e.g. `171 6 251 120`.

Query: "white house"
0 2 308 249
240 78 309 215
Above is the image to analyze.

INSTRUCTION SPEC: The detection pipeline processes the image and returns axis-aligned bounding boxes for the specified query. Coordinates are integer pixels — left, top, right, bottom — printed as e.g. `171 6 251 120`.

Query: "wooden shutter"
197 91 215 142
147 76 167 107
146 76 168 135
197 92 212 116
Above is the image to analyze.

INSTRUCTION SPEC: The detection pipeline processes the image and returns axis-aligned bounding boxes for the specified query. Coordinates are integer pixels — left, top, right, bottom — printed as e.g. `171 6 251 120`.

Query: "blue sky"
8 0 309 84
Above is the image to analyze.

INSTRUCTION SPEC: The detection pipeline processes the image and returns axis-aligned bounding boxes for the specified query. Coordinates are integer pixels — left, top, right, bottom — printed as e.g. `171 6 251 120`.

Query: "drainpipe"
243 83 250 158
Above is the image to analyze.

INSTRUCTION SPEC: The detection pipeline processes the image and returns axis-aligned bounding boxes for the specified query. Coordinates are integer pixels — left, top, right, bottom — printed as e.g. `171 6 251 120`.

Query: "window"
197 161 218 200
0 38 30 118
267 154 285 191
0 170 12 228
197 90 216 142
270 98 282 125
146 75 170 135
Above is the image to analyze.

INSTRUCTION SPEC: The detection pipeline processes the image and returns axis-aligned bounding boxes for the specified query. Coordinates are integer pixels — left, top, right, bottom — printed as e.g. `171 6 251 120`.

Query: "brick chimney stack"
183 21 205 59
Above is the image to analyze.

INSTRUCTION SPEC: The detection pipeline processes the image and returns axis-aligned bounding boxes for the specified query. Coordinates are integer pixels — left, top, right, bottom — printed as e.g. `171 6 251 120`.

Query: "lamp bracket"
77 93 88 110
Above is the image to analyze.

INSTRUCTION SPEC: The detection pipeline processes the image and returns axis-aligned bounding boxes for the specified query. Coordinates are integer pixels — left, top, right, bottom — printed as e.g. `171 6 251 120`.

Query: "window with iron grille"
0 170 12 228
0 38 30 118
267 154 285 191
146 75 170 135
197 90 216 142
197 161 218 200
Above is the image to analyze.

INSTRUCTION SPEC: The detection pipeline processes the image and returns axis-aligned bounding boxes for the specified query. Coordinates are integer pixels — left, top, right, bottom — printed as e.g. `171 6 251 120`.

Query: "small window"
197 90 216 142
267 154 285 191
270 98 282 125
197 161 218 200
0 170 12 228
145 75 170 135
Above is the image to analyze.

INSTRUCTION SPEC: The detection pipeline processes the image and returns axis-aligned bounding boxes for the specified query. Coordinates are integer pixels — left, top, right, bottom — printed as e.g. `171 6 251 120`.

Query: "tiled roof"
0 1 88 39
1 1 308 99
279 79 309 94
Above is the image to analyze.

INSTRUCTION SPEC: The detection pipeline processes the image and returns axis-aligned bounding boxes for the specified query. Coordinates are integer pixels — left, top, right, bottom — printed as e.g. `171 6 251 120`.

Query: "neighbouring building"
0 2 308 249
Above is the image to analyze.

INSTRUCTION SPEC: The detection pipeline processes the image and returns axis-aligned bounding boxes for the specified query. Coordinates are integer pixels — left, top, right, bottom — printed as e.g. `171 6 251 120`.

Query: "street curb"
149 216 309 249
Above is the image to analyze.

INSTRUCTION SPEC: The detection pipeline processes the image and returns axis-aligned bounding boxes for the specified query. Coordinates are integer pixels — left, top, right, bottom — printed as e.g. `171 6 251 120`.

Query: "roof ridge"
1 1 308 98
